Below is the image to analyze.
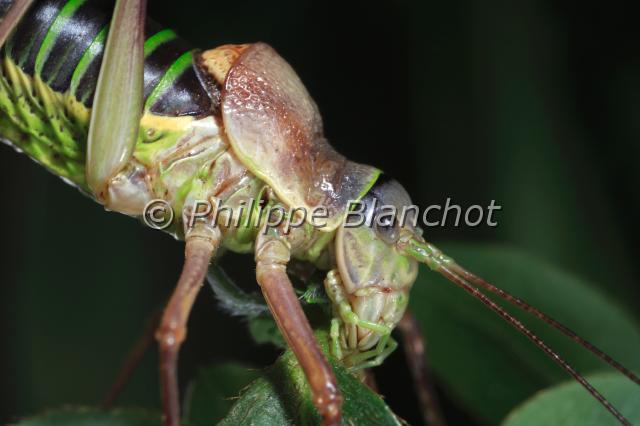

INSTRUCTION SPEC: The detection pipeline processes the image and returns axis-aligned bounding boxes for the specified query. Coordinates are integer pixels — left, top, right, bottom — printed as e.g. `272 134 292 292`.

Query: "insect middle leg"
255 226 342 425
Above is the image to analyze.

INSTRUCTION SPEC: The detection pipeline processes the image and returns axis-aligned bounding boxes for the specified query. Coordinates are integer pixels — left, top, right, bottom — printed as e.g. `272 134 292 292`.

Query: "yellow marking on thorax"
199 44 251 85
140 112 193 131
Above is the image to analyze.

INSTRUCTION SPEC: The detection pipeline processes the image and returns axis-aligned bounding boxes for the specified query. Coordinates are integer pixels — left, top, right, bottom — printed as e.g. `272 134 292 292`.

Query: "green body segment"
0 1 380 235
0 53 261 251
34 0 87 77
0 52 195 190
0 50 332 257
0 55 88 186
69 26 106 101
144 50 191 110
0 0 214 189
143 29 176 58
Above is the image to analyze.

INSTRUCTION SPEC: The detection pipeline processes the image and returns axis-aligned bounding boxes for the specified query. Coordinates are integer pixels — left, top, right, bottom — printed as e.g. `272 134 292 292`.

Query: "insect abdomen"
3 0 210 113
0 0 215 187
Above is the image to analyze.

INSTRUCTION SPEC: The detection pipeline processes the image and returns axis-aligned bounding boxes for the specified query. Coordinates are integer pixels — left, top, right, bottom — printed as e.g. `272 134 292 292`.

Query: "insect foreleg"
324 269 396 369
86 0 146 201
329 318 343 360
255 225 342 426
347 335 398 371
155 223 221 426
0 0 34 47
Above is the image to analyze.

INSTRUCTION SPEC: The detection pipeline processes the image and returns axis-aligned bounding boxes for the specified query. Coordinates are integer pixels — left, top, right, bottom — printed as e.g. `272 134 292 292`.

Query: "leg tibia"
255 228 342 425
156 228 220 426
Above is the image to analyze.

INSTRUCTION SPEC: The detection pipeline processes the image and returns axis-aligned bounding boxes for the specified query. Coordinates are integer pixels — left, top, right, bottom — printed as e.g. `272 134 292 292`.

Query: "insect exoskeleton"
104 41 421 369
2 1 638 424
195 42 421 368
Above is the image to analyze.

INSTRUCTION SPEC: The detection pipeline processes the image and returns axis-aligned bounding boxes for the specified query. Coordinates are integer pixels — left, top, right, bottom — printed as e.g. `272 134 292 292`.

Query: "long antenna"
436 264 631 426
402 238 632 425
448 263 640 386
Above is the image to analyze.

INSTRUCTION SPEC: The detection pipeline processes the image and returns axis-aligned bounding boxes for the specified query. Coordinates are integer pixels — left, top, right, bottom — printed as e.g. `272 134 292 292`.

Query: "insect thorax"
0 44 337 268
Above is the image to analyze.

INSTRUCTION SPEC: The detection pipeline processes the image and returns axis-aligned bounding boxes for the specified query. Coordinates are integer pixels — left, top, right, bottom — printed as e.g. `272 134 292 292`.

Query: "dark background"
0 0 638 424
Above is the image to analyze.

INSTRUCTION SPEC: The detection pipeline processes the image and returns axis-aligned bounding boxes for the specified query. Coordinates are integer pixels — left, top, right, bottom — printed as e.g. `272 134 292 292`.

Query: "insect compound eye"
373 208 400 245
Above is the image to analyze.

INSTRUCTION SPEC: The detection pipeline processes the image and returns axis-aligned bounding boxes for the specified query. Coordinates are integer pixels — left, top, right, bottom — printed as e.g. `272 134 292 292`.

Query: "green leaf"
207 265 269 318
184 363 262 426
503 373 640 426
12 407 162 426
218 377 291 426
218 337 402 426
207 264 328 350
411 243 640 424
248 315 286 349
